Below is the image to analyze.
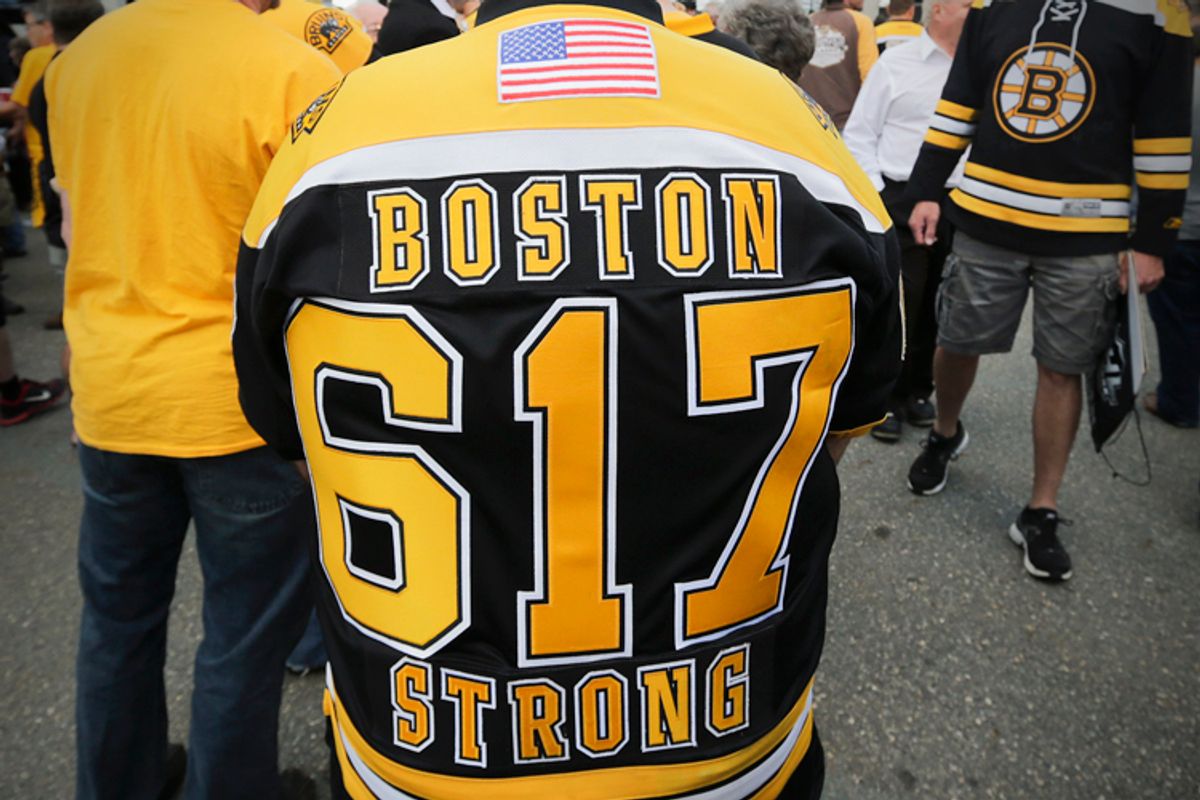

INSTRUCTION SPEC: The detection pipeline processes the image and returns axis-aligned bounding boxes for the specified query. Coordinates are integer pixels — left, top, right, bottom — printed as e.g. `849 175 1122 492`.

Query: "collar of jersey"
475 0 663 27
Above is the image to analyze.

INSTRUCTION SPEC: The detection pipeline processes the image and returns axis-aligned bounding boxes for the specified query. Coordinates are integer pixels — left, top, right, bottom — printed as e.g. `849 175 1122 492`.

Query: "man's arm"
827 230 903 450
1126 15 1193 292
906 8 987 242
843 60 893 192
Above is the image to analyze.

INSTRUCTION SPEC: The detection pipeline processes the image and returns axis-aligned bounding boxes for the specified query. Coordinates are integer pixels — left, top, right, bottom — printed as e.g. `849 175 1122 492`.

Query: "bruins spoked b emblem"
993 43 1095 143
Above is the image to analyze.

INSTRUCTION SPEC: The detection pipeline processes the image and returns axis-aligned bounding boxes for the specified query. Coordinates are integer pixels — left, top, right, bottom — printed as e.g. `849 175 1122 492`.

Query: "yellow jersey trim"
876 20 923 38
829 416 888 438
935 99 980 122
1133 137 1192 155
964 163 1132 199
925 129 972 150
1136 171 1190 190
950 189 1130 233
327 677 815 799
243 4 889 247
663 10 716 37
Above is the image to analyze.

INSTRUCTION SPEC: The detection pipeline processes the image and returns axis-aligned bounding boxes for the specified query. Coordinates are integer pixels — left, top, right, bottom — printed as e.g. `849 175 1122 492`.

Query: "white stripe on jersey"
959 177 1130 218
1133 154 1193 173
255 126 889 247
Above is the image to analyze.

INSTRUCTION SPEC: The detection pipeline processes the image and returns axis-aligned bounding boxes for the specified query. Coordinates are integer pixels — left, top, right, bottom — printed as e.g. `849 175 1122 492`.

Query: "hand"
908 201 941 246
1118 250 1164 294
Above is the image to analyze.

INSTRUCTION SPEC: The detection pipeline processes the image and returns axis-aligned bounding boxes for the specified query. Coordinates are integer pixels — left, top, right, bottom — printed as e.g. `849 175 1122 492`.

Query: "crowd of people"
0 0 1196 798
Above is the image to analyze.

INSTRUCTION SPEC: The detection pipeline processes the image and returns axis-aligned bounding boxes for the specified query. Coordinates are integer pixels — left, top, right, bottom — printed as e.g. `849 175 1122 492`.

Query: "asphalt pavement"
1 230 1197 799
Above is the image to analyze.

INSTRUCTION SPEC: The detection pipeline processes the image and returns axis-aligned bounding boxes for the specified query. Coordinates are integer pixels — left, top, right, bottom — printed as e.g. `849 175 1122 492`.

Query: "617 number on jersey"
286 282 854 665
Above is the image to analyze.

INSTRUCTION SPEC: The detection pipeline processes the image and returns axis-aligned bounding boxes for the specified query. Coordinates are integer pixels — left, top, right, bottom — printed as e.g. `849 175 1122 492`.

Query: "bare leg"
931 347 980 438
1029 363 1082 510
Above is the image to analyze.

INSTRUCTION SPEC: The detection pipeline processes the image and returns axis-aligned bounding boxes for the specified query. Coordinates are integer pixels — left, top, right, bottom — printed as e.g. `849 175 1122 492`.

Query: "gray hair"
718 0 815 80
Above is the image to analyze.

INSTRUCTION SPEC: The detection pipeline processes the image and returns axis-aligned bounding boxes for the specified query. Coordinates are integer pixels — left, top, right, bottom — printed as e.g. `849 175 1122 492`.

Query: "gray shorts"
936 231 1119 375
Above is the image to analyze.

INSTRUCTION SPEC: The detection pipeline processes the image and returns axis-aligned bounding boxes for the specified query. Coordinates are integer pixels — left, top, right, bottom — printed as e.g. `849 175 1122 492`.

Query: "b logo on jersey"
993 43 1094 143
291 80 343 142
306 8 352 53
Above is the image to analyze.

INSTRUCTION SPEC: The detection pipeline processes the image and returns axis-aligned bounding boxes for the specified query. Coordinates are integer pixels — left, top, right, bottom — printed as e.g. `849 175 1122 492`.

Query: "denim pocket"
187 447 306 515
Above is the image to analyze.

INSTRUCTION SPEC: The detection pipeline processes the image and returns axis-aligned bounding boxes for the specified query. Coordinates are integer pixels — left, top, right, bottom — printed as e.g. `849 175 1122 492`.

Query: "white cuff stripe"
929 114 977 137
1133 154 1193 173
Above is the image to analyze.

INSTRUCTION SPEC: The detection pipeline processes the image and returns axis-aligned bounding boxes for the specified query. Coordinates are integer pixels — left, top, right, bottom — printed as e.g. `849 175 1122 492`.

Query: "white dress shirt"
843 32 965 191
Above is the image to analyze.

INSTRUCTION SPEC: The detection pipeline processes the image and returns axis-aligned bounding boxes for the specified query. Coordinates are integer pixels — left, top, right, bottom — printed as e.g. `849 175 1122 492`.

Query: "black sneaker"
905 396 936 428
0 377 66 426
870 412 902 443
906 421 968 495
1008 507 1073 581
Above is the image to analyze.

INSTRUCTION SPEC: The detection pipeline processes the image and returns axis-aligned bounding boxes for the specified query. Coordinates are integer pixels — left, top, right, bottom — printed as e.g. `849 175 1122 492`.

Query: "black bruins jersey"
907 0 1193 257
234 0 900 796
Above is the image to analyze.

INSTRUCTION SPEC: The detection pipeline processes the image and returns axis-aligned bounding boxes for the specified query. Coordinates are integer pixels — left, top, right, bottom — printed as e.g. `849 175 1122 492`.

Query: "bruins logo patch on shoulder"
292 80 343 143
306 8 353 54
993 43 1095 143
787 80 838 137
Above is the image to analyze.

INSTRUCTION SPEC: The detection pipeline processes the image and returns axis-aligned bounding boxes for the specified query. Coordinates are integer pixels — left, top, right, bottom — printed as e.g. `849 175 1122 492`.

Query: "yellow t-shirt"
262 0 373 75
12 44 55 227
45 0 341 457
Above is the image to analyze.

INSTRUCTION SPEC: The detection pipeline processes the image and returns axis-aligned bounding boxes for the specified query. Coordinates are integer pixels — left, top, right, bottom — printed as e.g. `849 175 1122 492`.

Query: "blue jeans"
1147 240 1200 426
75 444 313 800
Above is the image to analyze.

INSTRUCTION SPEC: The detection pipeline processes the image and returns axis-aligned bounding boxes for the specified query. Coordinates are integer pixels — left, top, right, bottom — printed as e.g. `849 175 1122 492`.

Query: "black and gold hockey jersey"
233 0 901 796
907 0 1193 257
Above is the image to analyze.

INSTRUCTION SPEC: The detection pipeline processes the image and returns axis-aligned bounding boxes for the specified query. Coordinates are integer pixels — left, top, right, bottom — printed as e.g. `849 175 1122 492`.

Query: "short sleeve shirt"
45 0 341 457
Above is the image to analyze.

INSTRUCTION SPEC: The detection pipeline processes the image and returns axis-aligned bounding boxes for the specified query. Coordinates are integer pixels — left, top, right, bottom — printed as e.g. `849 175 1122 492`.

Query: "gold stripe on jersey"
829 415 889 438
925 129 972 151
936 99 980 123
243 4 888 249
1137 171 1190 190
1133 137 1192 155
949 190 1130 233
664 9 715 37
326 677 815 799
963 163 1131 199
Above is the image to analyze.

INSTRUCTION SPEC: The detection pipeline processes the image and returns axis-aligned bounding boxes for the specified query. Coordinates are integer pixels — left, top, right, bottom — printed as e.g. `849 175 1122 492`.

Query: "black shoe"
280 768 318 800
1008 507 1073 581
156 743 186 800
907 421 968 495
870 412 902 442
0 377 66 426
2 295 23 315
905 396 936 428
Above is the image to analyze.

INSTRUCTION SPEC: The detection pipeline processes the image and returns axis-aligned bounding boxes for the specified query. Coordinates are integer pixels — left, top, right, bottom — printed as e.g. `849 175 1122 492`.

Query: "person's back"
46 2 341 798
800 0 877 128
234 1 901 797
875 0 922 51
48 0 340 457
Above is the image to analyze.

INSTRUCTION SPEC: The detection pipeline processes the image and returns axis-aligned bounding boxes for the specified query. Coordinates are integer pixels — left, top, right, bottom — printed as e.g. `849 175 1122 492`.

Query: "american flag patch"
497 19 660 103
